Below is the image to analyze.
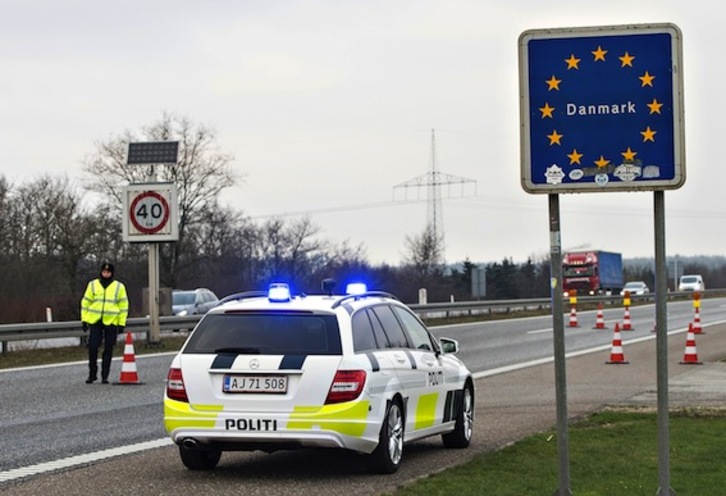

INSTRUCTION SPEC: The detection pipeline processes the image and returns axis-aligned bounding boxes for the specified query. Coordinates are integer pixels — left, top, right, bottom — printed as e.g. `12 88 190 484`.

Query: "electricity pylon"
393 129 477 261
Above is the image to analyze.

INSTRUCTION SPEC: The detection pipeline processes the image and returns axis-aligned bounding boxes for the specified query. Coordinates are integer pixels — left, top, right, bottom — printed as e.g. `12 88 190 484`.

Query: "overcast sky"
1 0 719 265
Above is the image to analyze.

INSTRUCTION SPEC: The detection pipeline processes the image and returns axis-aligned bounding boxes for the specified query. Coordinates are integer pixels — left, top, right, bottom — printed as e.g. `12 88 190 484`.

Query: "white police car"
164 281 474 474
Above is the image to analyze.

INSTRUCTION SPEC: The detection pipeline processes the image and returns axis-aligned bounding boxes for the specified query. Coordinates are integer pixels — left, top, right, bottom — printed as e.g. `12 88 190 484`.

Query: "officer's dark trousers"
88 324 118 380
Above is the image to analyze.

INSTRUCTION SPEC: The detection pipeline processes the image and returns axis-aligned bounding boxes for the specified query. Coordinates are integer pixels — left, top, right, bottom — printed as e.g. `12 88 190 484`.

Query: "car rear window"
182 311 342 355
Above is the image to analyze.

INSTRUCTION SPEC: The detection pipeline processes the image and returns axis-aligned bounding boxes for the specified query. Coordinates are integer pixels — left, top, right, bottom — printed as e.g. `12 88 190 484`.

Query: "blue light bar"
345 283 368 295
268 283 291 302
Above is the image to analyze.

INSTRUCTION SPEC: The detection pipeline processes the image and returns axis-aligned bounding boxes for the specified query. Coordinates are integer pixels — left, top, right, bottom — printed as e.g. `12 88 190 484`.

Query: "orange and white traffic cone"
692 307 704 334
622 306 633 331
114 331 145 385
606 323 629 364
568 305 579 328
593 303 607 330
680 324 703 365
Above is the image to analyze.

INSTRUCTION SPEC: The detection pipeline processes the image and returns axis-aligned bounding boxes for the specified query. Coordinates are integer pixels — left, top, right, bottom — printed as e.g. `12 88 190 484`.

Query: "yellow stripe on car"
414 393 438 430
164 398 222 432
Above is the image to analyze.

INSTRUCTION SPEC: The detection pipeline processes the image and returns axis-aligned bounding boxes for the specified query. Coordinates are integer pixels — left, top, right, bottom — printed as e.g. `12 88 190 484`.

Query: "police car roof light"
345 283 367 295
268 283 291 302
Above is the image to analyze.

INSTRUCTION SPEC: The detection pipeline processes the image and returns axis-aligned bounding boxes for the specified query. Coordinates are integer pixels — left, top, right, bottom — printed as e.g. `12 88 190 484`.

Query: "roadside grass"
392 407 726 496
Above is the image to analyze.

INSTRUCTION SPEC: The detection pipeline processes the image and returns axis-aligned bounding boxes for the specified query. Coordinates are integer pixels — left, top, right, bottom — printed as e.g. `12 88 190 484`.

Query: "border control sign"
519 23 684 193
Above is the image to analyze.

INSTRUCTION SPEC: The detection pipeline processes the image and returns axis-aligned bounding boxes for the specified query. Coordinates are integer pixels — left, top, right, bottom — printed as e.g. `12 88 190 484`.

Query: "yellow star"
539 103 555 118
567 149 583 165
547 130 563 145
619 51 635 67
639 71 655 87
647 98 663 114
641 126 657 142
546 75 562 91
565 54 581 70
592 45 607 61
621 147 637 161
594 155 610 168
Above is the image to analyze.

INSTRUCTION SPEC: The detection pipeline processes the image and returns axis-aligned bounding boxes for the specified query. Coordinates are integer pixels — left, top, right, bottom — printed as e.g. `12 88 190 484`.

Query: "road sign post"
124 141 179 346
519 24 683 495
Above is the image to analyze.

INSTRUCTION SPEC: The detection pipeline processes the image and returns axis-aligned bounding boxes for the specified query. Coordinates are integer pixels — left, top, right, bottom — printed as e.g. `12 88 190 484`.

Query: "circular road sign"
129 191 171 234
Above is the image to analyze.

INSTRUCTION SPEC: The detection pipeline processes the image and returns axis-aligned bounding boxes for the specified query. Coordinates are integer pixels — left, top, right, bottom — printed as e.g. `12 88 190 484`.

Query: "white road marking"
0 438 173 483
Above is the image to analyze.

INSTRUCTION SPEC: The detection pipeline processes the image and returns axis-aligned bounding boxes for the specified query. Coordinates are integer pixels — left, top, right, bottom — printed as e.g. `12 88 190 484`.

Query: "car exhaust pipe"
181 438 198 449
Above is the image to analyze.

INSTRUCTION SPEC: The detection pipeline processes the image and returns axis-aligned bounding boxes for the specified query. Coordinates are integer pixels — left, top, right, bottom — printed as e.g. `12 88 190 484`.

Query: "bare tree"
403 225 444 281
0 175 105 320
82 112 240 286
256 217 322 286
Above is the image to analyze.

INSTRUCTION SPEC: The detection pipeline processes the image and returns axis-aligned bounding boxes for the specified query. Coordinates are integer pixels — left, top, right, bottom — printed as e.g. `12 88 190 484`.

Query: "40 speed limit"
129 191 171 234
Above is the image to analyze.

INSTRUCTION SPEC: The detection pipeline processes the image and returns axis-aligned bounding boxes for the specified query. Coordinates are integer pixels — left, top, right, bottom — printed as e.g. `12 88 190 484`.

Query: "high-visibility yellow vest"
81 279 129 326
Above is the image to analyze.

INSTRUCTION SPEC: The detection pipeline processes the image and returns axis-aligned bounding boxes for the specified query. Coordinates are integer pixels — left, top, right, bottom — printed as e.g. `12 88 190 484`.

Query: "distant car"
678 275 705 292
620 281 650 296
172 289 219 316
163 281 474 474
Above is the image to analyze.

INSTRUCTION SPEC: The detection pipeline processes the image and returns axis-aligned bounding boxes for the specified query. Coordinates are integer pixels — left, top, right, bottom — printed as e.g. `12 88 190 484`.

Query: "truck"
562 250 623 295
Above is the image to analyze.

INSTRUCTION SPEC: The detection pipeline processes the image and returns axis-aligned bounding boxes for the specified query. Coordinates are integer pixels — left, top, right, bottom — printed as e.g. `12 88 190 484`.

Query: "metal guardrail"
0 315 203 353
0 290 706 353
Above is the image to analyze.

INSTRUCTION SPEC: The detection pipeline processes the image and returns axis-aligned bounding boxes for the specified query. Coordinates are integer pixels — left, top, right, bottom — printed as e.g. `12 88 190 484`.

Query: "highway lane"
434 297 726 372
1 296 723 486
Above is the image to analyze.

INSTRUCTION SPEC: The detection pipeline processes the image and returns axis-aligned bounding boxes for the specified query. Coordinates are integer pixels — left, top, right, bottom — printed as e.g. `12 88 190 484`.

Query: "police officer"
80 261 129 384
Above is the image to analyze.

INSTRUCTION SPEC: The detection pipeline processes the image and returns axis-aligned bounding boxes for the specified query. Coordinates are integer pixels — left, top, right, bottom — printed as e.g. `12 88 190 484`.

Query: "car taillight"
325 370 366 404
166 367 188 402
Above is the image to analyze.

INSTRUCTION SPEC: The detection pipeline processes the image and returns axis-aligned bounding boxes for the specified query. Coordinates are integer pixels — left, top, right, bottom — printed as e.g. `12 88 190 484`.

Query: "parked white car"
164 281 474 474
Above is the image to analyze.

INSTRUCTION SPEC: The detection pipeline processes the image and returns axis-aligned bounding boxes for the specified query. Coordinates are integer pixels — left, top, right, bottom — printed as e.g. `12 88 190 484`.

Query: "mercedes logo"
249 358 260 369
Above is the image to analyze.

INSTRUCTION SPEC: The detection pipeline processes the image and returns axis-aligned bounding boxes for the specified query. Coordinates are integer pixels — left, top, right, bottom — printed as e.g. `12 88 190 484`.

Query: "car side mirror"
439 337 459 354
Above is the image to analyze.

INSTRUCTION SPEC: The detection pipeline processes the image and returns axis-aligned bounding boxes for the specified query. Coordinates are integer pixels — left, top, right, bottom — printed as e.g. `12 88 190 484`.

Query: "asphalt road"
3 316 726 495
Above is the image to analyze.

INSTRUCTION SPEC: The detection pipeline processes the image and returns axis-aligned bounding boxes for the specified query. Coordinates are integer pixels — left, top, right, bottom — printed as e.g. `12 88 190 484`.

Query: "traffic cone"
114 331 145 385
692 307 704 334
593 303 607 330
568 305 579 328
606 323 629 364
680 324 703 365
622 306 633 331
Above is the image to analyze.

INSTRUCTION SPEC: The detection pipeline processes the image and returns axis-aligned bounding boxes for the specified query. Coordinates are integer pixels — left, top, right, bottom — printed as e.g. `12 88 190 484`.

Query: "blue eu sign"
519 24 684 193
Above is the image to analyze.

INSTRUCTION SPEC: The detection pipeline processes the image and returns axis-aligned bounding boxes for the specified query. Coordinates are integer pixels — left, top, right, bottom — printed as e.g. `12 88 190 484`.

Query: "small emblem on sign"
642 165 661 178
545 164 565 185
614 164 642 182
595 173 609 186
568 169 584 181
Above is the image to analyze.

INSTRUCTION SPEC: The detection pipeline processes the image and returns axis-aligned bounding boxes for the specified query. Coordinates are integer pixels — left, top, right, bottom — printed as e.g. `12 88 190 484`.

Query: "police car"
164 281 474 474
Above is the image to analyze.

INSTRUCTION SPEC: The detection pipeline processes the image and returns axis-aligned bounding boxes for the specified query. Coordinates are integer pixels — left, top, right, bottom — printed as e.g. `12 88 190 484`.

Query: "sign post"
124 141 179 345
519 24 683 495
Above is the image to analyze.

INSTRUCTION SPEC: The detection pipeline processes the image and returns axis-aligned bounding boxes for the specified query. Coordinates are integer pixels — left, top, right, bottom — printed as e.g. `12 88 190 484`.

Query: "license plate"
223 375 288 394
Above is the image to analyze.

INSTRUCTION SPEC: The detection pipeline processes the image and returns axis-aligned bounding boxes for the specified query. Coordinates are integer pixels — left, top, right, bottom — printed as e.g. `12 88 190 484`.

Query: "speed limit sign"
122 183 179 242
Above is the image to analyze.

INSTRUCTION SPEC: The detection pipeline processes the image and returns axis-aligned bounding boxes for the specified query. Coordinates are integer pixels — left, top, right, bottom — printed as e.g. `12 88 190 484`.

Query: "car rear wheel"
369 399 404 474
179 446 222 470
442 382 474 448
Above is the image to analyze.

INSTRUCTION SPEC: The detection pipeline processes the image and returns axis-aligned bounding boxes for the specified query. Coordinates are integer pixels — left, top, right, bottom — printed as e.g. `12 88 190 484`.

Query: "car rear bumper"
164 397 379 454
